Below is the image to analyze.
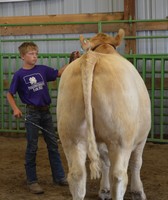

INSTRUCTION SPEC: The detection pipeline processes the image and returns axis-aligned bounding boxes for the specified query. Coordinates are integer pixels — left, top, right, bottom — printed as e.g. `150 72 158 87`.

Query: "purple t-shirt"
9 65 58 106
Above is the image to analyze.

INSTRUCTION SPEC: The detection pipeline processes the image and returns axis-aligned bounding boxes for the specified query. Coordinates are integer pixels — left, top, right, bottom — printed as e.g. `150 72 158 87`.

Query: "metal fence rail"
0 53 168 143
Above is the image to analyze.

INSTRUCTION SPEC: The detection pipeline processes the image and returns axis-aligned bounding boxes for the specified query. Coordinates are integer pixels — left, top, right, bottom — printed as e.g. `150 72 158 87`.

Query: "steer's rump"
57 51 150 145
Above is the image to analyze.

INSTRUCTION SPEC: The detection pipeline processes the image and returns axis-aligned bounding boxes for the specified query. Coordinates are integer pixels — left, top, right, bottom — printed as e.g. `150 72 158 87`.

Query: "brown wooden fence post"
124 0 136 54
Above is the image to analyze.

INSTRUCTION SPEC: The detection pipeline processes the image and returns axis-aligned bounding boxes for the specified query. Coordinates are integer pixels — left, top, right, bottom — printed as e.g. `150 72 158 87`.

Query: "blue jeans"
25 107 65 184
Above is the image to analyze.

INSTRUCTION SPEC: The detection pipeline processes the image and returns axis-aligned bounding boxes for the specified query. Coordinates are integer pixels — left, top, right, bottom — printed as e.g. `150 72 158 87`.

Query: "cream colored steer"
57 29 151 200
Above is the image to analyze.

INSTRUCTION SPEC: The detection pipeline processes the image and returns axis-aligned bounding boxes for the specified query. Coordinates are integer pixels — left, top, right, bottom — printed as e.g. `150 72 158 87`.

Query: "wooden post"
124 0 136 54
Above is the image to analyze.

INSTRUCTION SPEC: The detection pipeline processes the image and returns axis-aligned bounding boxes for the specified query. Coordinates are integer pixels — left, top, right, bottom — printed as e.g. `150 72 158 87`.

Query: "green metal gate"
0 53 168 143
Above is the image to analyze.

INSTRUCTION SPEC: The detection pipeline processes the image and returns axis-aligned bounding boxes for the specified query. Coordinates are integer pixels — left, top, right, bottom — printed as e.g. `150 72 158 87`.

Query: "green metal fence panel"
0 53 168 143
125 54 168 143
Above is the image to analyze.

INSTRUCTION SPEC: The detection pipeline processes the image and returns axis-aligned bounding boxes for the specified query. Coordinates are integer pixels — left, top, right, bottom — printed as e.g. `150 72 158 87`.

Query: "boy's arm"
57 64 67 77
57 51 80 77
6 92 22 118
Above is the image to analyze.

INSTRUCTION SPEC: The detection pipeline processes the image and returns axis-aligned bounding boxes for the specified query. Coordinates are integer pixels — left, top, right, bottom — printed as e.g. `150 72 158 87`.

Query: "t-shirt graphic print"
23 73 45 92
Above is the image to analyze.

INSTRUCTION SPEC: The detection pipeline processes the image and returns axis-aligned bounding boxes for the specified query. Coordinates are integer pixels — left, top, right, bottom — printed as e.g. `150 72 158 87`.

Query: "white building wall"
0 0 167 54
136 0 168 54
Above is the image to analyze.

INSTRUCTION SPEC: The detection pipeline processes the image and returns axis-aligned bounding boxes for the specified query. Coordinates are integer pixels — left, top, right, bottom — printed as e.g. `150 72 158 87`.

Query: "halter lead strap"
91 43 116 51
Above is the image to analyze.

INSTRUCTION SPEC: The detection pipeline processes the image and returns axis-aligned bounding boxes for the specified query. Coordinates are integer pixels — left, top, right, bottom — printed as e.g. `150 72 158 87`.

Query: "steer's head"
80 29 125 52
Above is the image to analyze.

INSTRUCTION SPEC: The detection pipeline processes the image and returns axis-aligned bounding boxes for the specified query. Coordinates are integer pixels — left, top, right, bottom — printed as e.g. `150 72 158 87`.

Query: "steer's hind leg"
108 146 131 200
98 143 111 200
63 141 87 200
129 140 147 200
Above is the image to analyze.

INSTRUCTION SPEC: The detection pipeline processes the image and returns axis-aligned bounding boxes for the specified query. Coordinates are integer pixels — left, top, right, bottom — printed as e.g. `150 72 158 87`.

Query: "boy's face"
21 49 38 67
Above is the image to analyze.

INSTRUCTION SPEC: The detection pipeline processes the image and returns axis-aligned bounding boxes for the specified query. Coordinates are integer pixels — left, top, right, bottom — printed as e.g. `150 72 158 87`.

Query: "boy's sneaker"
54 178 68 186
28 183 44 194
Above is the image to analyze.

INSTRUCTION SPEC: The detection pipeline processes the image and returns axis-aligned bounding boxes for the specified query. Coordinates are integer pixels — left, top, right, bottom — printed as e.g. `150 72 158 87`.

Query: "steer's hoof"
98 189 112 200
131 191 146 200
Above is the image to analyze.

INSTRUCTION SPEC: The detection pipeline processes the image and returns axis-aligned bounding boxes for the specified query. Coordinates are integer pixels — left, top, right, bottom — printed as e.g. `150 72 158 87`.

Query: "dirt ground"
0 135 168 200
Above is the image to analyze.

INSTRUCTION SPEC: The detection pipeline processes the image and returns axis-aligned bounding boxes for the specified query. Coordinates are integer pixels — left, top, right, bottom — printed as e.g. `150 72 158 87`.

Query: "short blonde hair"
18 42 38 56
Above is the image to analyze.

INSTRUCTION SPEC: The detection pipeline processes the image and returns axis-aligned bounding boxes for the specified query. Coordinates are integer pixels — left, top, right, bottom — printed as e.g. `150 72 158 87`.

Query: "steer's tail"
81 50 101 179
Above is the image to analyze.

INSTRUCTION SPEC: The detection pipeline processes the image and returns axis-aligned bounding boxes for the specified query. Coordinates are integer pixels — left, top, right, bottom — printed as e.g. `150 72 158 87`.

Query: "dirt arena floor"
0 135 168 200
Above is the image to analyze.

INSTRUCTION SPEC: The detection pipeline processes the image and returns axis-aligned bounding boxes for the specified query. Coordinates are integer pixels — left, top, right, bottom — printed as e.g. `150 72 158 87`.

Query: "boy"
7 42 67 194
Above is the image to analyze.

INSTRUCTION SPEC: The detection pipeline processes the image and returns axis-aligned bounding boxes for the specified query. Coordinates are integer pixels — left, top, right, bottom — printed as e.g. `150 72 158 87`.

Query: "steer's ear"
80 35 91 51
113 29 125 47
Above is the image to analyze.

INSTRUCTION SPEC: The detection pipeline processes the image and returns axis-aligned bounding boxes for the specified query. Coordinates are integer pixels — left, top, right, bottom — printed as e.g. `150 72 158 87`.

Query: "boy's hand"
69 51 81 63
13 108 22 118
58 65 67 77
